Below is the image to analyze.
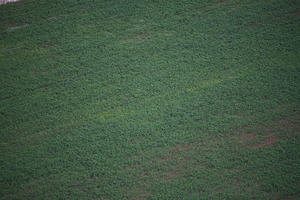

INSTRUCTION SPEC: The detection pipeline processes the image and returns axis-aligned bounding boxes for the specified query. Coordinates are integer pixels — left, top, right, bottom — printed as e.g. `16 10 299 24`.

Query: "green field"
1 0 300 199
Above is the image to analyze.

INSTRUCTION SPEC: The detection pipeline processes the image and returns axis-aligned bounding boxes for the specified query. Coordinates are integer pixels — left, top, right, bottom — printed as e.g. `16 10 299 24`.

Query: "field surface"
1 0 300 199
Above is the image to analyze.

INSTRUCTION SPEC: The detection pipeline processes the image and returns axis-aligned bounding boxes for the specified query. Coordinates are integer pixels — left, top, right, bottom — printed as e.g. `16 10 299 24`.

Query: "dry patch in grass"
132 186 152 200
124 142 204 199
0 0 21 5
290 10 300 16
158 144 192 182
251 136 280 149
31 69 51 78
38 39 59 49
120 32 151 44
125 111 300 199
278 113 300 135
7 24 28 31
217 0 229 6
237 112 300 149
238 131 280 149
238 132 256 143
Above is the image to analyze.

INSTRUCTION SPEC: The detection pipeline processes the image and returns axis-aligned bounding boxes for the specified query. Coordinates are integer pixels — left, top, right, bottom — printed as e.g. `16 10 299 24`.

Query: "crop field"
1 0 300 199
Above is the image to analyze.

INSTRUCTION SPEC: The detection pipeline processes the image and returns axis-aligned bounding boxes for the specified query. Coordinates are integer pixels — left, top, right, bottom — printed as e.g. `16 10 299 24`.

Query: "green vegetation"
1 0 300 199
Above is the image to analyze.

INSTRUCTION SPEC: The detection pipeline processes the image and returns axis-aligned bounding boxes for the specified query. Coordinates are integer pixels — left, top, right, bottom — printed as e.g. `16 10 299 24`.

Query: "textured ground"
1 0 300 199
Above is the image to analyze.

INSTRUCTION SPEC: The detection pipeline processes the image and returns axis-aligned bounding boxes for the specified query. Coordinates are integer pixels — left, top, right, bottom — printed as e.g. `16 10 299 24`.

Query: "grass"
0 0 300 199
